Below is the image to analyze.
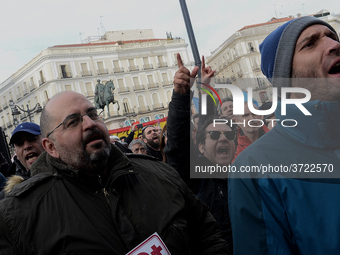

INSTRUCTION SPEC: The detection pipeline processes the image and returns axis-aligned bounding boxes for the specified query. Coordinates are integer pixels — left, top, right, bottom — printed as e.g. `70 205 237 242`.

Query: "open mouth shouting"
152 135 159 143
328 58 340 77
217 146 229 156
25 152 39 165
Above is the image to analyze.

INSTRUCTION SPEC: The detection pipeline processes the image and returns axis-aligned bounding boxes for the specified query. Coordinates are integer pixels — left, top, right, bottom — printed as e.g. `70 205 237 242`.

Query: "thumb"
190 66 199 79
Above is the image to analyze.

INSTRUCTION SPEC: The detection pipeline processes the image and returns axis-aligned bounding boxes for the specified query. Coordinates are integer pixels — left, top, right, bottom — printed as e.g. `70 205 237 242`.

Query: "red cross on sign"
126 232 171 255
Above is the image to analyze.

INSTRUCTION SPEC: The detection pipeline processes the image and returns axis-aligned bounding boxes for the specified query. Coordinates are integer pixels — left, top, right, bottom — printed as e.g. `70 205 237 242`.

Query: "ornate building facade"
0 29 192 142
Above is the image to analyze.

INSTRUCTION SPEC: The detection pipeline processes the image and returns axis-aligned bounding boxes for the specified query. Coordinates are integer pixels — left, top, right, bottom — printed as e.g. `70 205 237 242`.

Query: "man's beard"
146 137 160 150
59 129 111 175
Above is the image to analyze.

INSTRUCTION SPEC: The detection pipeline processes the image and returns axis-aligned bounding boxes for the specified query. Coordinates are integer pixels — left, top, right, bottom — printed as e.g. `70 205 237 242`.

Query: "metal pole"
27 105 32 122
179 0 201 78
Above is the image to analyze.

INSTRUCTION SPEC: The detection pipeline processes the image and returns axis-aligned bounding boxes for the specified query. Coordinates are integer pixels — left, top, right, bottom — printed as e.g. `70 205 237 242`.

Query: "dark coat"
164 90 232 251
146 144 163 161
0 156 29 200
0 144 229 255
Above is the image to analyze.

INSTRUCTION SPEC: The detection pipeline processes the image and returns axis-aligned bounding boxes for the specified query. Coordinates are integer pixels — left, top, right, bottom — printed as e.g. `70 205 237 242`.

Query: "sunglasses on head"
206 130 235 141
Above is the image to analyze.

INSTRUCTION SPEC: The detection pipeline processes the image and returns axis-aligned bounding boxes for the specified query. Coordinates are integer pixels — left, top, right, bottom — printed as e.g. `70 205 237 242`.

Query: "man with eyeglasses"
0 91 229 254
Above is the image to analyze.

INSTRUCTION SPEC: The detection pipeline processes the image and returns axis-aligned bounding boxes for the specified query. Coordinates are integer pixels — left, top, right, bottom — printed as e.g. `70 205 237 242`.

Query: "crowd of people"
0 16 340 254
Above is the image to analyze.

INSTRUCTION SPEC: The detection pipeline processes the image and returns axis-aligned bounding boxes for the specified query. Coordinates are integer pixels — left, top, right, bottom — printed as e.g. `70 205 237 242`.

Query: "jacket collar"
31 144 135 181
275 100 340 148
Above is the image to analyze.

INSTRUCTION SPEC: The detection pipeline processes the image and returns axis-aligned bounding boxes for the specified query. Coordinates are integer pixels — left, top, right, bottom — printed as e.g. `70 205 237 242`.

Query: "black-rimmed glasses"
206 130 235 141
47 109 104 138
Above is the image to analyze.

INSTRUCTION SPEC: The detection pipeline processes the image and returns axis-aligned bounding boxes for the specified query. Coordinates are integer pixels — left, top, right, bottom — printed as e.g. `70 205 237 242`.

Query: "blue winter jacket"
229 100 340 255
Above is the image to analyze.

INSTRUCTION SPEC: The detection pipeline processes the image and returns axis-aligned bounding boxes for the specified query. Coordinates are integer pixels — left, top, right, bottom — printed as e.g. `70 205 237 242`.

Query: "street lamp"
9 100 42 126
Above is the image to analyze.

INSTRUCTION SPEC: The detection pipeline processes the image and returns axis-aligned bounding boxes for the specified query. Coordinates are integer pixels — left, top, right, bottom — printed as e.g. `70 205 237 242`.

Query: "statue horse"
94 80 120 117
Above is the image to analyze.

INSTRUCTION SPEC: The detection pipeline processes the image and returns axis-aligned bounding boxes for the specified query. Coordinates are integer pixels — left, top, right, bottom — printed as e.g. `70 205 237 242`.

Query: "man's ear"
143 138 148 144
42 138 60 158
198 143 205 154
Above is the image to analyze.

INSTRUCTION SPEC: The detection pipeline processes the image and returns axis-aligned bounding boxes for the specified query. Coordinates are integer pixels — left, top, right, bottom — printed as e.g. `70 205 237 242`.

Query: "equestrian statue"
94 79 120 117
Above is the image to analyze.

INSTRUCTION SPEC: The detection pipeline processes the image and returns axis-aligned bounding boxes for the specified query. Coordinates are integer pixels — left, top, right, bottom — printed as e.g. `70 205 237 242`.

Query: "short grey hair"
128 139 147 151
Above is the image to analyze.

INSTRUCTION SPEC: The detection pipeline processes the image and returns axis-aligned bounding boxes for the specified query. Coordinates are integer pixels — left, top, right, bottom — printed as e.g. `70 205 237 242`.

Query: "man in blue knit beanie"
229 16 340 254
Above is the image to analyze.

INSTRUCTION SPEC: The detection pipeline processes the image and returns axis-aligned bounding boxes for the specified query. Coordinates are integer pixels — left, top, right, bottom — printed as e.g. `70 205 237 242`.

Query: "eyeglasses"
47 109 103 138
206 130 235 141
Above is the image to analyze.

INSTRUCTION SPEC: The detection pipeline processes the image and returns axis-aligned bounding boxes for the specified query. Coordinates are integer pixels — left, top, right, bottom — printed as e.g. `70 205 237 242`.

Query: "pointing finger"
177 53 184 68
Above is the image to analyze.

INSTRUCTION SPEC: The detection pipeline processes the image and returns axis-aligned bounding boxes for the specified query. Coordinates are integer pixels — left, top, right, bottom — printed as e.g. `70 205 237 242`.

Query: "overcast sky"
0 0 339 83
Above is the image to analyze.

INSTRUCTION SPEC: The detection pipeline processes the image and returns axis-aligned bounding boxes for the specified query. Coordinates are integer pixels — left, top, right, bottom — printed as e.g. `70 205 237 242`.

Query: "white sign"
126 232 171 255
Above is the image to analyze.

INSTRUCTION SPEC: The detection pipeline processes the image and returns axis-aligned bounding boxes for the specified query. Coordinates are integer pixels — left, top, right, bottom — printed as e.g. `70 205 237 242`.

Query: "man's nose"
23 140 33 150
325 36 340 55
82 115 97 130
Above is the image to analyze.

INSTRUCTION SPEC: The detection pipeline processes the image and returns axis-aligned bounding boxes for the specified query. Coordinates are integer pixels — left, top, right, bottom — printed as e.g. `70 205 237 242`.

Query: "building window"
155 113 165 119
248 42 255 52
140 117 151 123
124 119 136 127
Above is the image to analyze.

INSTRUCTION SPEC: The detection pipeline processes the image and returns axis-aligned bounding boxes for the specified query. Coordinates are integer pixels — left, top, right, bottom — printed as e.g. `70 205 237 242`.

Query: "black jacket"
0 156 29 200
0 144 229 255
146 144 163 161
164 90 233 251
164 90 191 183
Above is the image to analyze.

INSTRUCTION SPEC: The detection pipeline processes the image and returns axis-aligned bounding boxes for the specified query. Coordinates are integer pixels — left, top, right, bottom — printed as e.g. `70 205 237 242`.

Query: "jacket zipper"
98 175 110 205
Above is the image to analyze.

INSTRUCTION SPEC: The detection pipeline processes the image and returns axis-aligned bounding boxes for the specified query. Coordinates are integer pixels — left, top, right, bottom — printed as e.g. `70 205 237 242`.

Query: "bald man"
0 91 229 254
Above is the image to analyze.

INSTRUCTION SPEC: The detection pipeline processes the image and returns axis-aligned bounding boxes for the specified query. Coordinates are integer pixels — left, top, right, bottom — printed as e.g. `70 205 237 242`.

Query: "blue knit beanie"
260 16 339 86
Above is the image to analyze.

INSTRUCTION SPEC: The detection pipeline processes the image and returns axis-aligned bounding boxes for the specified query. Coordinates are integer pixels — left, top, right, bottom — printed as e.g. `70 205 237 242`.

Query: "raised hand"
201 55 215 84
173 53 199 94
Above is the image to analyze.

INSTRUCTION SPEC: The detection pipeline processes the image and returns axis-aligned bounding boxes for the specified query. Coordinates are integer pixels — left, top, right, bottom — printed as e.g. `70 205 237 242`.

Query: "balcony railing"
216 78 231 84
237 70 243 78
252 65 261 71
153 103 164 110
2 103 8 110
138 106 150 113
97 69 108 75
133 84 145 91
81 70 92 76
39 78 46 86
30 84 37 92
143 64 153 70
128 65 139 72
148 83 159 89
60 72 72 79
16 93 22 100
7 121 13 128
20 113 27 120
85 91 94 97
23 89 28 96
162 81 173 87
113 67 124 73
118 87 130 93
157 62 168 68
